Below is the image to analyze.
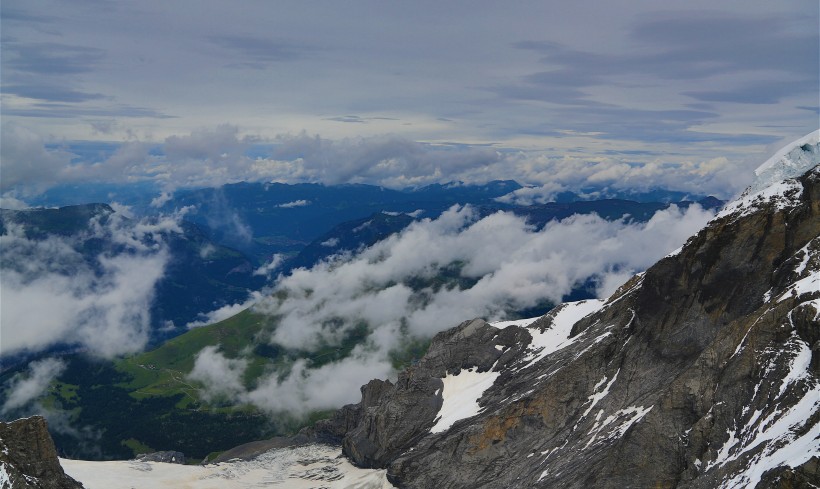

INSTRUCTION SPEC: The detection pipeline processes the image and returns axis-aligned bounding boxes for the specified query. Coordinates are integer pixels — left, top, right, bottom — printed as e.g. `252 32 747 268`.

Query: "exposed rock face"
0 416 84 489
318 145 820 487
134 451 186 464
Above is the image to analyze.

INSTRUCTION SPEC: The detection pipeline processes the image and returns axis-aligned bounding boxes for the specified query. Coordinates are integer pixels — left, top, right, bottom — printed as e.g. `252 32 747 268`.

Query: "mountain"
159 180 524 263
6 135 817 488
301 134 820 487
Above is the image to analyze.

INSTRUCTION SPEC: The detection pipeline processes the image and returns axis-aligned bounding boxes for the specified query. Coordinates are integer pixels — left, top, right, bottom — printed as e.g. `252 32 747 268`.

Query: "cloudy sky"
1 1 818 200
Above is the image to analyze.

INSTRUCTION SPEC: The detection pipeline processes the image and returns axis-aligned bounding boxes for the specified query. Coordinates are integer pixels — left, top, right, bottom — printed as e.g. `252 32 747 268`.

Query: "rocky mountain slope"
0 416 84 489
310 133 820 488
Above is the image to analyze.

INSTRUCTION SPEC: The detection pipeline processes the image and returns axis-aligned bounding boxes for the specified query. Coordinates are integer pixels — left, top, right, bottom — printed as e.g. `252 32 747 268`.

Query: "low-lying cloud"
1 358 66 413
195 204 715 415
0 208 185 358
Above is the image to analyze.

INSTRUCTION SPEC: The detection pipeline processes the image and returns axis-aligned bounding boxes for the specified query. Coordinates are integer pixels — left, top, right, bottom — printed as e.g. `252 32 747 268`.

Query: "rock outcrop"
0 416 84 489
316 136 820 487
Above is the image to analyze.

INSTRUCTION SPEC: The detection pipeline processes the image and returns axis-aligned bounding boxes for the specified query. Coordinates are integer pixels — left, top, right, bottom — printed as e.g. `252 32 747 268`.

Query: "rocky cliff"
316 135 820 488
0 416 84 489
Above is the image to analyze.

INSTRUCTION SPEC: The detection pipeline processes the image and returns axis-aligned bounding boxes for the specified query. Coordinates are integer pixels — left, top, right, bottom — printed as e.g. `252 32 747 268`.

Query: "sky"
1 0 818 202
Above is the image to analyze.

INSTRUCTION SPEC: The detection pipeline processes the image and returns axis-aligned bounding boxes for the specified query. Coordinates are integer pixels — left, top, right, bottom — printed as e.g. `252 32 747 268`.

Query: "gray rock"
0 416 84 489
134 450 186 464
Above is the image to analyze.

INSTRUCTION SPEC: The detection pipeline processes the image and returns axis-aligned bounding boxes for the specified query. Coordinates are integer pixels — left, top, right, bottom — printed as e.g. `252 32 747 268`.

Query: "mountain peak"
752 130 820 193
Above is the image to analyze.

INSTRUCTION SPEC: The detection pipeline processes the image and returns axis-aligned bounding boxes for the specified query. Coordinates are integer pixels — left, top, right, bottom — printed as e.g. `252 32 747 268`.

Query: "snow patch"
584 405 653 449
776 337 811 399
430 368 500 434
715 180 803 221
582 369 620 419
523 300 606 364
708 385 819 476
491 316 540 329
0 462 10 487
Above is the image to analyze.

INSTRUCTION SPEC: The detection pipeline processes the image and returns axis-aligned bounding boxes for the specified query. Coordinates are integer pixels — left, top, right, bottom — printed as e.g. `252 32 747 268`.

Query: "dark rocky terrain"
0 416 84 489
309 147 820 487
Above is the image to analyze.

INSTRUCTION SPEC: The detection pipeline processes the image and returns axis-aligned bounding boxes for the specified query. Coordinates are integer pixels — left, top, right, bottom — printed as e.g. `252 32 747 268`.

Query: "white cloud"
245 350 395 414
0 210 184 358
262 204 716 351
276 199 310 208
185 291 263 329
1 358 66 413
189 203 712 415
187 346 249 402
253 255 284 278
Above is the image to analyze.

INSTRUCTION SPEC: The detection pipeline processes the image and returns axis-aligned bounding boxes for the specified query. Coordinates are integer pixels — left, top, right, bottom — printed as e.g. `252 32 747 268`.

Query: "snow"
583 405 653 449
715 180 803 221
792 238 817 276
581 370 620 419
491 316 540 329
524 300 605 363
715 131 819 223
62 444 394 489
776 338 811 399
0 462 9 487
430 368 501 434
707 384 820 481
752 130 819 189
776 270 819 303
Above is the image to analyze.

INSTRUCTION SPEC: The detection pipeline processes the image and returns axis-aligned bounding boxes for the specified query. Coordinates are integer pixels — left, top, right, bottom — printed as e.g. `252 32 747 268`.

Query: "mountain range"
1 133 817 488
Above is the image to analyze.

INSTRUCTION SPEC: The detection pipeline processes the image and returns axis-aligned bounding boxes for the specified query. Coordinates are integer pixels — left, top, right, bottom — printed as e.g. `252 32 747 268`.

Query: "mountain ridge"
306 138 820 487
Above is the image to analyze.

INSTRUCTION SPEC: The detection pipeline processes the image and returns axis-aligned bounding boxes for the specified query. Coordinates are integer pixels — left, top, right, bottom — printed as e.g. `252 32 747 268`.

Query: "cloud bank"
0 209 185 358
2 124 768 205
193 204 715 415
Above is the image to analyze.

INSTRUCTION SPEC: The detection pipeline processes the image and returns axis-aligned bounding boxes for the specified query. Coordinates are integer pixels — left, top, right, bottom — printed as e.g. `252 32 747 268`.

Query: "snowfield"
62 444 394 489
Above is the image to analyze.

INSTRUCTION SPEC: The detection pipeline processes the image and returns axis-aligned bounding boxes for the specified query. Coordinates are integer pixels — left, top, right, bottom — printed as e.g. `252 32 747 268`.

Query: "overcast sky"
1 1 818 199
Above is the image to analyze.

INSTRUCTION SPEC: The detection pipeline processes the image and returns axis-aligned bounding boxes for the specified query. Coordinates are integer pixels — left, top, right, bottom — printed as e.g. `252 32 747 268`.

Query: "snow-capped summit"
751 129 820 193
716 130 819 221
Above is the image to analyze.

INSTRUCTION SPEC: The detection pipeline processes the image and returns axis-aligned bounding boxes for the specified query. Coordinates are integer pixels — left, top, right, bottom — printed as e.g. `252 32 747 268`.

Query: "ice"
752 130 820 191
61 444 394 489
430 368 501 434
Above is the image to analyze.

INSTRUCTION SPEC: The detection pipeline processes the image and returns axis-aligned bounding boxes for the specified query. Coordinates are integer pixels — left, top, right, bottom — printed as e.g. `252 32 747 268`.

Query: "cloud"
245 350 395 414
0 209 185 358
256 204 715 350
0 123 76 194
0 122 776 202
276 199 309 208
185 292 265 330
1 358 66 413
187 203 715 415
187 346 249 402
